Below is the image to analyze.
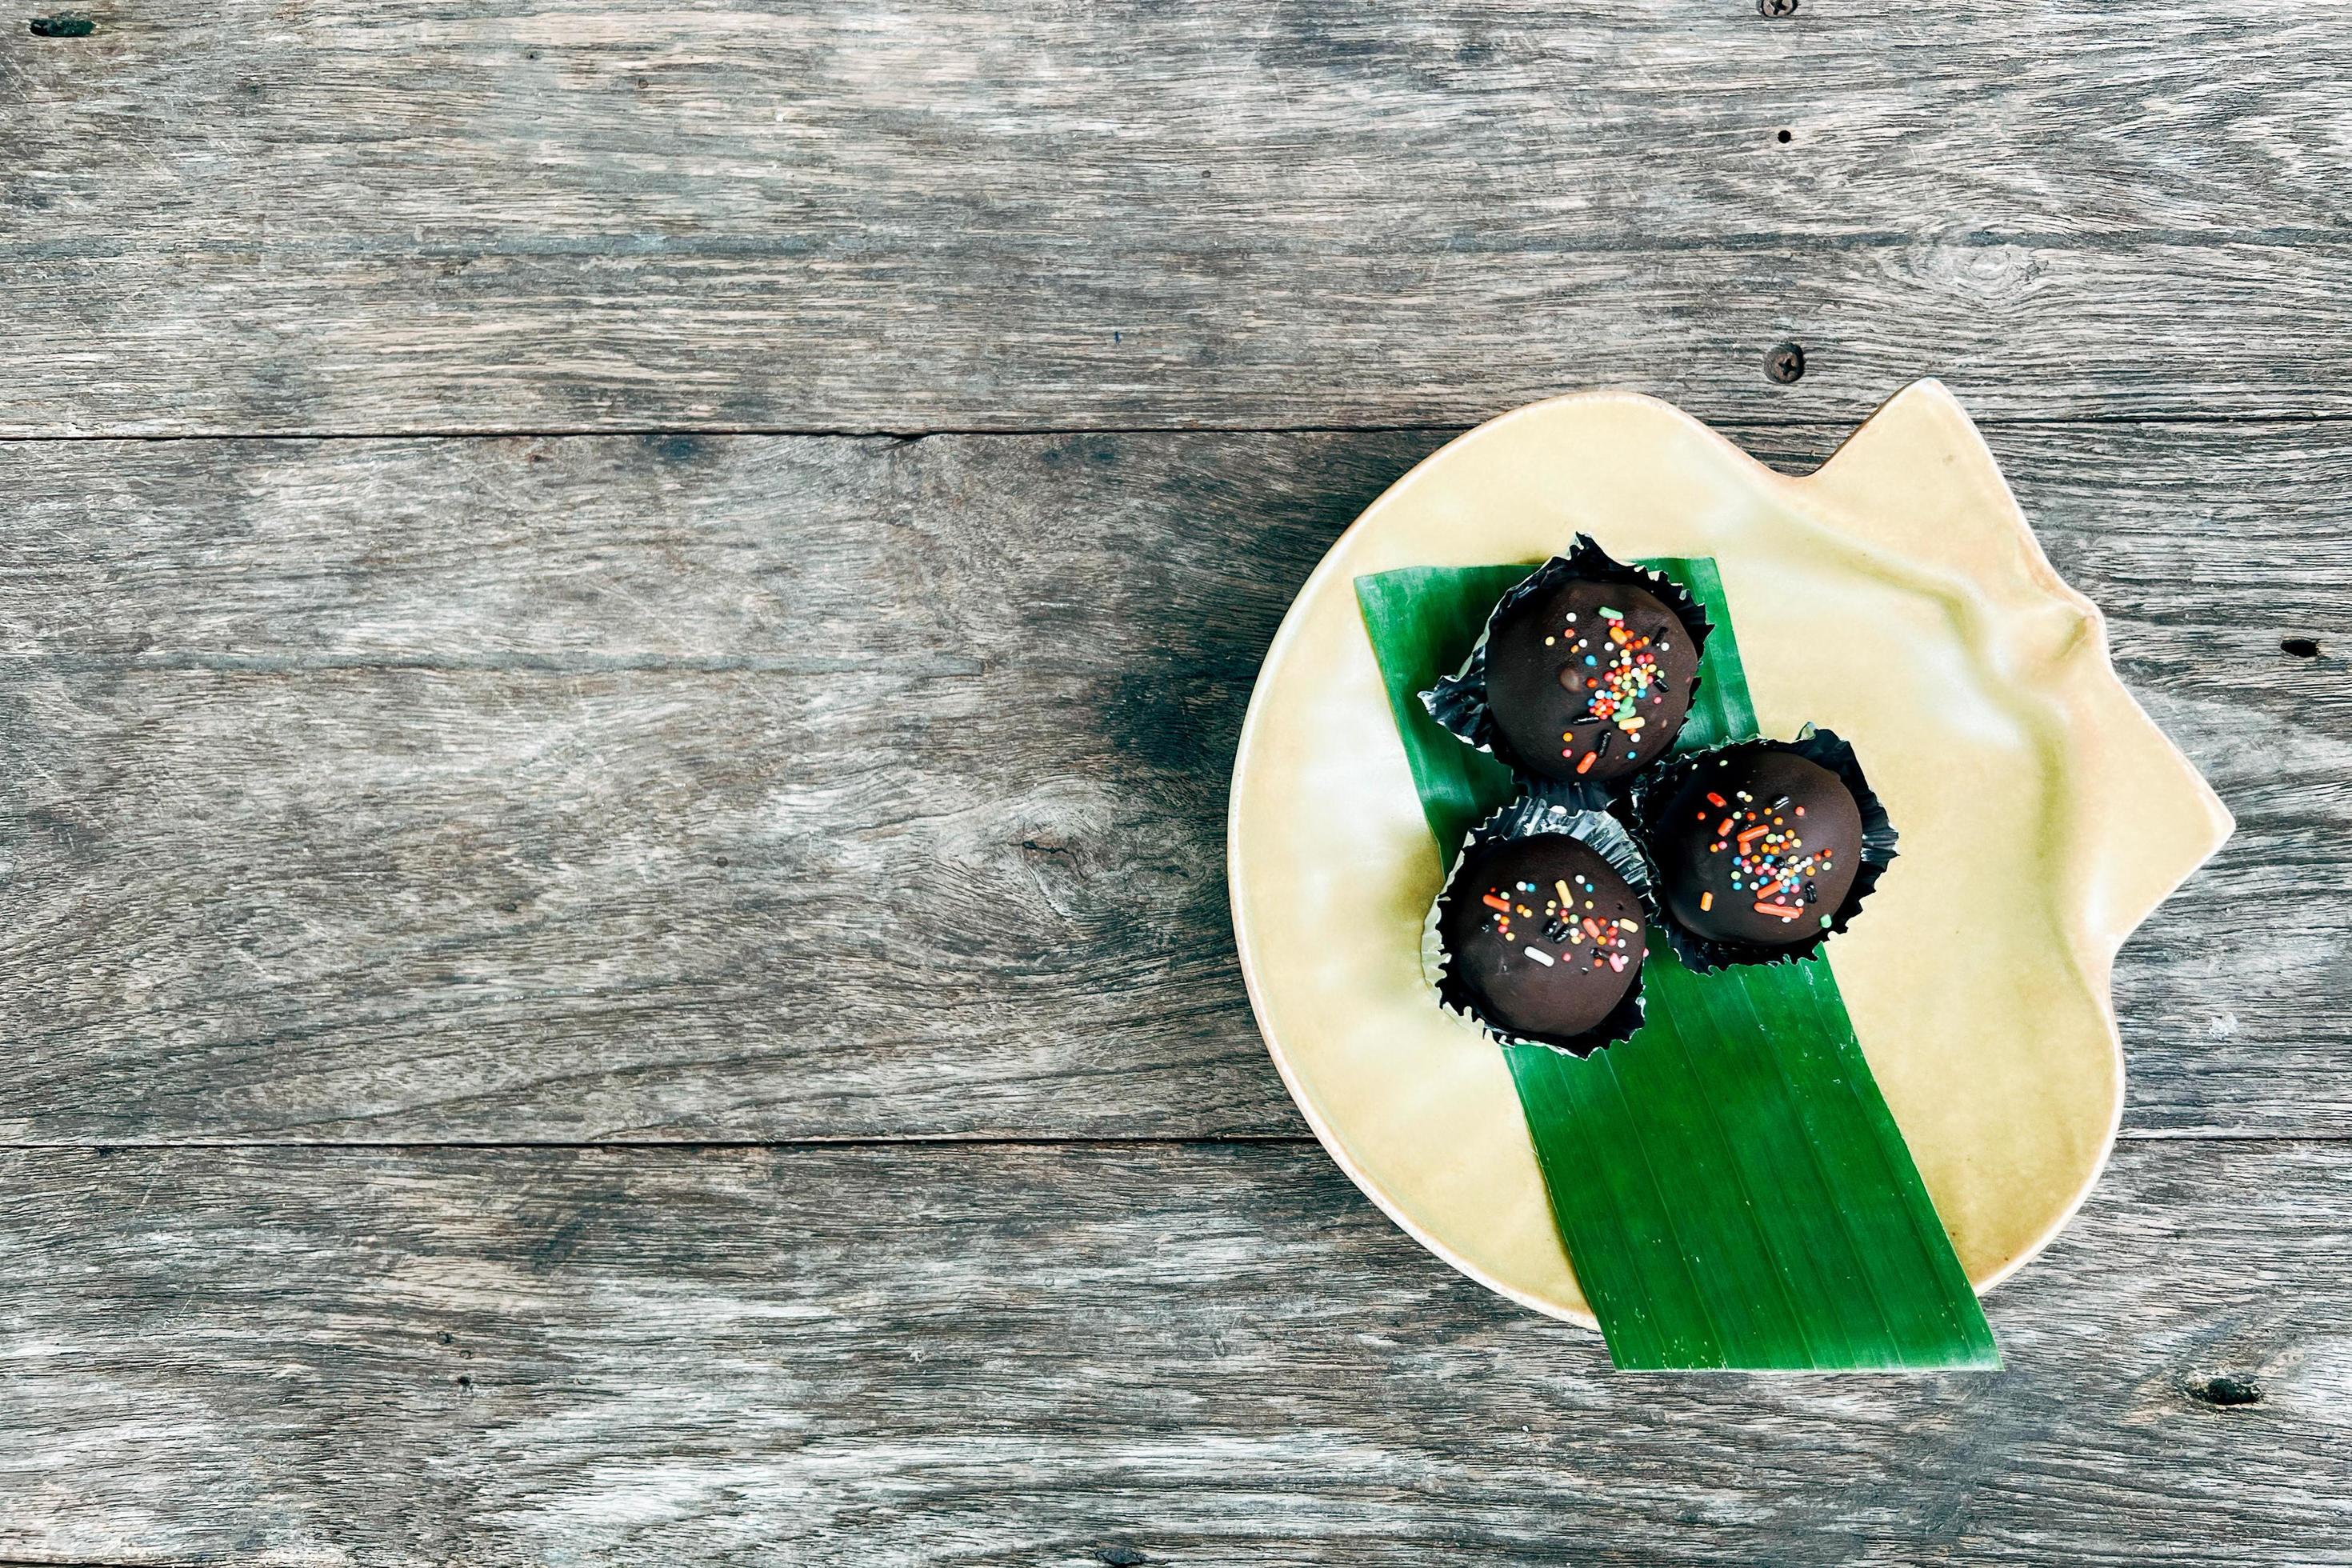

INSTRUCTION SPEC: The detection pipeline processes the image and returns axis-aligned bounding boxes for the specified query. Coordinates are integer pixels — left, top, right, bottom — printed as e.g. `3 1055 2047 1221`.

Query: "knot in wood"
2185 1374 2263 1407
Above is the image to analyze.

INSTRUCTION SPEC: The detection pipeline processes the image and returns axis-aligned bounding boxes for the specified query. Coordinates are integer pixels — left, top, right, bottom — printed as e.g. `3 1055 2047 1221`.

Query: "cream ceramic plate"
1228 381 2231 1328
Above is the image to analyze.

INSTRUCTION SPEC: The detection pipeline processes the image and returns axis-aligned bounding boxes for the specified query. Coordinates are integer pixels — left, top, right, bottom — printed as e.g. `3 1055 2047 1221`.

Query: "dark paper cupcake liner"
1425 794 1659 1058
1622 726 1899 974
1418 537 1715 807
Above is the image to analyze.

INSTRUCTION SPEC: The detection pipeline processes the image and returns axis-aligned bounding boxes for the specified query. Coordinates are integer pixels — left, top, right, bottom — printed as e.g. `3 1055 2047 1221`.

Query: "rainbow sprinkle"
1702 789 1834 922
1476 867 1639 973
1554 605 1672 767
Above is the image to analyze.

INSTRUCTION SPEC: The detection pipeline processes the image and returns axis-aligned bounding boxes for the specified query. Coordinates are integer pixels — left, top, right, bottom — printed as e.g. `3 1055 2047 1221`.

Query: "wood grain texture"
1 424 2340 1142
6 0 2352 434
3 1138 2346 1566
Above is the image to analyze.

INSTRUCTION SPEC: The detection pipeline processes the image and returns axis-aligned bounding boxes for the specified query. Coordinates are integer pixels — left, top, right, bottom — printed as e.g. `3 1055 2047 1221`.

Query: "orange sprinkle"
1575 751 1598 775
1754 901 1803 919
1582 918 1603 938
1698 890 1714 912
1482 894 1511 912
1715 818 1735 837
1736 824 1770 848
1706 792 1726 807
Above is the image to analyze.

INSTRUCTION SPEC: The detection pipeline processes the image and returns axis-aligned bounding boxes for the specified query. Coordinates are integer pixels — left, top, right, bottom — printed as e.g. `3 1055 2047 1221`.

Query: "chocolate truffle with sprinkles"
1482 578 1702 783
1651 746 1863 946
1437 834 1646 1041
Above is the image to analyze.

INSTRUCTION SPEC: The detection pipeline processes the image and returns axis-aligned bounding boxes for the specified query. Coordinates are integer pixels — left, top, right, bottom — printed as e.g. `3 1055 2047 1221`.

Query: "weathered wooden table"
5 2 2348 1562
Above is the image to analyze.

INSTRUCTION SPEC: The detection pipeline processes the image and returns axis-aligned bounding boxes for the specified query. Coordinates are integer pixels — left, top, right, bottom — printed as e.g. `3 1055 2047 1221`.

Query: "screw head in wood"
1764 342 1806 384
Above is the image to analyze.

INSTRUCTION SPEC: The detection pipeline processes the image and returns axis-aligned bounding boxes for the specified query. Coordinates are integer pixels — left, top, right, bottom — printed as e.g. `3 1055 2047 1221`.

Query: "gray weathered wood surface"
6 0 2352 434
2 425 2346 1143
5 1141 2349 1566
5 0 2350 1562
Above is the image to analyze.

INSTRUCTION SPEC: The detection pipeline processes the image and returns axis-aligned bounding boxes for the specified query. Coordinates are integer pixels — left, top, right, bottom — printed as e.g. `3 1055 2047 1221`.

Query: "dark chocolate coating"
1653 749 1862 946
1483 580 1700 783
1438 835 1646 1039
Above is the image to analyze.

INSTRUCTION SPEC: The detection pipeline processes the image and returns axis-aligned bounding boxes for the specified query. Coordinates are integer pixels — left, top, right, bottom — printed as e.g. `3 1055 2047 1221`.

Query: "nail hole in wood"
1765 342 1806 384
2282 637 2322 658
1097 1550 1147 1567
28 13 95 35
2185 1374 2262 1407
1777 129 1794 143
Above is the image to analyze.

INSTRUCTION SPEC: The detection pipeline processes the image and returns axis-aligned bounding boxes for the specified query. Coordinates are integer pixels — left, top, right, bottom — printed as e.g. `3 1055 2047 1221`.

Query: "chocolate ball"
1438 834 1646 1041
1483 579 1700 783
1652 747 1862 946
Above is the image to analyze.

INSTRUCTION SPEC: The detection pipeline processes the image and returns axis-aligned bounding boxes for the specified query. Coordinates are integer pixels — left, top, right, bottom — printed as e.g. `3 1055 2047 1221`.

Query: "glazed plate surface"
1226 382 2231 1326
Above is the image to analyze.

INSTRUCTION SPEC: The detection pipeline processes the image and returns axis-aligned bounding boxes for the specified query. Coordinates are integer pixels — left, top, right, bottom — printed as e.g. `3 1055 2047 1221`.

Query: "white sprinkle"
1523 946 1555 966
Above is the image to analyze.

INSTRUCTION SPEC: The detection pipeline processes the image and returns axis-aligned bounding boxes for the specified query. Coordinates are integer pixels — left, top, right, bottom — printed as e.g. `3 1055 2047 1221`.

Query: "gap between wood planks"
0 1130 2333 1152
4 412 2352 444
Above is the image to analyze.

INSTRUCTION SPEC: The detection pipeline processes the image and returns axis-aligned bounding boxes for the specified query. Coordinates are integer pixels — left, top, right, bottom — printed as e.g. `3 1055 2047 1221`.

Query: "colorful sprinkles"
1693 787 1834 923
1477 871 1638 974
1551 606 1674 769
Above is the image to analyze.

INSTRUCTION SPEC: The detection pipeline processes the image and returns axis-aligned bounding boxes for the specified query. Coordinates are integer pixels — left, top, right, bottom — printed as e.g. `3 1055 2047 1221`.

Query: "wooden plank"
2 424 2342 1142
1976 422 2352 1141
6 0 2352 433
2 1139 2346 1565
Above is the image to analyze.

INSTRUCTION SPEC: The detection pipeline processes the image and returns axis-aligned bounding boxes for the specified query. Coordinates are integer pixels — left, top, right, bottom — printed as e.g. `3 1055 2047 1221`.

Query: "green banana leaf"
1356 557 1998 1370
